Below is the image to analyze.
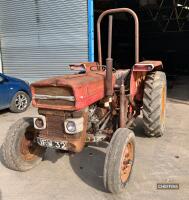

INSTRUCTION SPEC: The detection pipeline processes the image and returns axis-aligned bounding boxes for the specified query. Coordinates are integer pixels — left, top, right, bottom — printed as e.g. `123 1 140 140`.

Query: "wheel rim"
120 142 134 183
15 94 28 111
161 84 166 123
20 130 41 161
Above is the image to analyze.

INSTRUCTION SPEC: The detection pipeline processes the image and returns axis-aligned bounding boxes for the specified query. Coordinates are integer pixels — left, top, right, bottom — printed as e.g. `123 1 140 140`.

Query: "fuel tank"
31 71 115 111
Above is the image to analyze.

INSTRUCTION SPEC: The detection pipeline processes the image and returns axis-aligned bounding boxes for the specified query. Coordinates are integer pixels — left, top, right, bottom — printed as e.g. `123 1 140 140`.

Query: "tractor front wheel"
2 117 46 171
103 128 135 194
143 71 167 137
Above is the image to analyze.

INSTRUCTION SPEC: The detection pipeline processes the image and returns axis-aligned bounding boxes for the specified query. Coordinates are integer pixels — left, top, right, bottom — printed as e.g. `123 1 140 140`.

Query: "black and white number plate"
37 137 68 150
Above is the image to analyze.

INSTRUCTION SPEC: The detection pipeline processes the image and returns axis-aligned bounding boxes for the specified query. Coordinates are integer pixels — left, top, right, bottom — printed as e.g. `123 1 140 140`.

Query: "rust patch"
20 130 43 161
38 109 88 153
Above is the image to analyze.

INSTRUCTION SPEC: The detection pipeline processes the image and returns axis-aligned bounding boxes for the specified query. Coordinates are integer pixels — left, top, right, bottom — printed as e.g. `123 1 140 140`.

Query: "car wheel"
10 91 31 113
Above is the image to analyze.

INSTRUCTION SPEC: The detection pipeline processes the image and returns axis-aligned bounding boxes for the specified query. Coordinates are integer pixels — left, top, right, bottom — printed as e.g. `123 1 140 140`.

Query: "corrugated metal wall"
0 0 88 82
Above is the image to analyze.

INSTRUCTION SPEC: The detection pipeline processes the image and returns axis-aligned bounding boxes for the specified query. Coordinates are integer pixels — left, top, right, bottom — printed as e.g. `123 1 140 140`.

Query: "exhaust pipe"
106 15 113 97
105 15 113 97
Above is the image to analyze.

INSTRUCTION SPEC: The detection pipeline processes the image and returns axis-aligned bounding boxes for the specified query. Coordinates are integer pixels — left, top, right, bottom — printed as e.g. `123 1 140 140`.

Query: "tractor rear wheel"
2 117 46 171
103 128 135 194
143 71 167 137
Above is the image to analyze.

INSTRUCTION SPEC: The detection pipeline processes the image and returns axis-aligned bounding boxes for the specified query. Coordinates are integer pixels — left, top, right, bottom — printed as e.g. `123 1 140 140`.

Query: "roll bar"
97 8 139 65
97 8 139 97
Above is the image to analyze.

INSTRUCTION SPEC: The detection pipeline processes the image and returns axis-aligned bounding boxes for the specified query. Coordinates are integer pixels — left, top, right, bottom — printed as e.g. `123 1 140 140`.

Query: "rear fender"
130 60 163 104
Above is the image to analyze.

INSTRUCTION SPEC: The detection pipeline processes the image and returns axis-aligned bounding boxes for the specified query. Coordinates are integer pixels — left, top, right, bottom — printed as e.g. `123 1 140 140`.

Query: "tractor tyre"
143 71 167 137
2 117 46 171
103 128 135 194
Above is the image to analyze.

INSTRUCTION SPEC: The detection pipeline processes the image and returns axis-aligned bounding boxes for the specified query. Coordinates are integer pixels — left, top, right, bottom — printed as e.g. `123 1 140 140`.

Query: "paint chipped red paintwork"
31 71 115 111
130 60 163 102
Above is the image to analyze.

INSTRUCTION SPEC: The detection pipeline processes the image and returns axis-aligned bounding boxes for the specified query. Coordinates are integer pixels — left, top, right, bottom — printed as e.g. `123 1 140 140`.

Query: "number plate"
37 137 68 150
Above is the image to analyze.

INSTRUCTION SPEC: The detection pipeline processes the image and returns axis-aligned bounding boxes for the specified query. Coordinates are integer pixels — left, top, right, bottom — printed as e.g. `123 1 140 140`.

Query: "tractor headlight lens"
64 117 84 134
33 115 46 130
35 118 44 129
66 121 76 133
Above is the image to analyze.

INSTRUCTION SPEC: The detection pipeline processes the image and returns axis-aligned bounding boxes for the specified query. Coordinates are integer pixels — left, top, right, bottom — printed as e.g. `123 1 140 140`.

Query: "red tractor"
2 8 166 194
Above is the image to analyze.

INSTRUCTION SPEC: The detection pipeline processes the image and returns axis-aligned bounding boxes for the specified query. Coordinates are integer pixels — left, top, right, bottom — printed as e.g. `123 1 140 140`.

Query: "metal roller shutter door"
0 0 88 82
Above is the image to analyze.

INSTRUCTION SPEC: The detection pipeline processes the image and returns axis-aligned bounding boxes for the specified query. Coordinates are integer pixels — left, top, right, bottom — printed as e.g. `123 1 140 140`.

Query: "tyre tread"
143 71 167 137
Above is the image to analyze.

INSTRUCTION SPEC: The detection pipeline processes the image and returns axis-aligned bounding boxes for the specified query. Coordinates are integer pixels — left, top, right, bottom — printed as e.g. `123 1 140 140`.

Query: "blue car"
0 73 31 113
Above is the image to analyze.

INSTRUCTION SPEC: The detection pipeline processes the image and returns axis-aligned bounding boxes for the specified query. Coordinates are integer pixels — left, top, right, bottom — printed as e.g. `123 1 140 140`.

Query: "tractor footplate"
36 137 68 150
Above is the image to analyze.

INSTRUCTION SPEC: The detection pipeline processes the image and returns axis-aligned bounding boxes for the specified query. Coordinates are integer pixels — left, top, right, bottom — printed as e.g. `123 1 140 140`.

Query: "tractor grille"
33 86 75 107
39 114 81 140
46 115 65 136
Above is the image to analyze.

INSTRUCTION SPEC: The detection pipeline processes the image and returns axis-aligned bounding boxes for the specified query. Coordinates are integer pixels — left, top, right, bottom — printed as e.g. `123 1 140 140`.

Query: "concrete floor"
0 76 189 200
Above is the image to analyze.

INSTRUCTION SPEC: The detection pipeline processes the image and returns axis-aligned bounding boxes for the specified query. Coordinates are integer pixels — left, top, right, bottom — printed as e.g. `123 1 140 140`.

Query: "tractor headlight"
64 117 84 134
66 121 76 133
33 115 46 130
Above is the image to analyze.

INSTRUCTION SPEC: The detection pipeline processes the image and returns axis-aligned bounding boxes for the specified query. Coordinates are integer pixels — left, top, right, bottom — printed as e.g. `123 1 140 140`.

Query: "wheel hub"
20 131 41 161
120 142 134 183
15 94 28 111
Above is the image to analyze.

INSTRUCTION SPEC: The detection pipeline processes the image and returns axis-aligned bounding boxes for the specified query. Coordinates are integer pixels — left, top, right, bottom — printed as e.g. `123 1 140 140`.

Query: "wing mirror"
0 76 5 83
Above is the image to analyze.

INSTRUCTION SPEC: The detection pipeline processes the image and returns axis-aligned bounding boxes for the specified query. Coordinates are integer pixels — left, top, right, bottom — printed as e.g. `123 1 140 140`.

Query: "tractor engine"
88 104 109 132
